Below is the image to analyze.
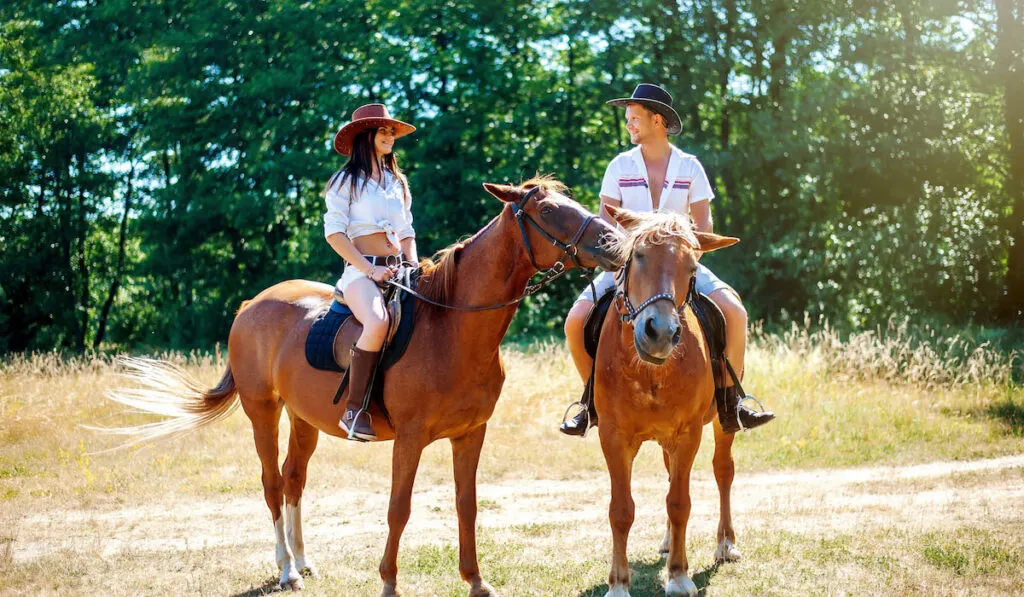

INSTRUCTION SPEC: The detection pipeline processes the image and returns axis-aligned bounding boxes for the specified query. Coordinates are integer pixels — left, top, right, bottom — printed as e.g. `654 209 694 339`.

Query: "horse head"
483 179 624 272
606 205 738 364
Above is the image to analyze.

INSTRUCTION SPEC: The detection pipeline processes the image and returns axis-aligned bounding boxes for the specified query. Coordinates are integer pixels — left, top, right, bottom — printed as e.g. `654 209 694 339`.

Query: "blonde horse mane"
601 210 699 265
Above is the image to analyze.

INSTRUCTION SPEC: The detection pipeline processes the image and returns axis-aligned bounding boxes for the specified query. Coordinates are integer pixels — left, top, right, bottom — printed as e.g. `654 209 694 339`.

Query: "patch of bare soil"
10 454 1024 564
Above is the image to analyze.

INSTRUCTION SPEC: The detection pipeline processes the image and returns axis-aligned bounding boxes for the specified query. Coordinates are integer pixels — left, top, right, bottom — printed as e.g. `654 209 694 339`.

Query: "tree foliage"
1 0 1020 352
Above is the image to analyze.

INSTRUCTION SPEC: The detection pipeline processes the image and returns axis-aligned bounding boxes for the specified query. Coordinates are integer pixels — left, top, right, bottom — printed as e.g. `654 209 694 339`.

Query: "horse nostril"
644 318 658 340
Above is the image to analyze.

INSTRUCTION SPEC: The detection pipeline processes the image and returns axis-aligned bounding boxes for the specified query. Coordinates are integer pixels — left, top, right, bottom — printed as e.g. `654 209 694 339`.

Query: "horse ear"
607 205 642 230
693 231 739 252
483 183 525 203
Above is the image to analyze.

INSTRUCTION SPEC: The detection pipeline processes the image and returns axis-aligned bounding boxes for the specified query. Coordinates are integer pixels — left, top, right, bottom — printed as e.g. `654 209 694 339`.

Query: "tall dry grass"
0 323 1020 512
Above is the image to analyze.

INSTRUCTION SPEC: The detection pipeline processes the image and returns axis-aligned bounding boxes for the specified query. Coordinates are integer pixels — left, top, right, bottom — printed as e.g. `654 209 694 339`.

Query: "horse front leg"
379 434 427 597
712 418 741 563
658 448 671 556
664 425 702 597
451 424 498 597
599 429 641 597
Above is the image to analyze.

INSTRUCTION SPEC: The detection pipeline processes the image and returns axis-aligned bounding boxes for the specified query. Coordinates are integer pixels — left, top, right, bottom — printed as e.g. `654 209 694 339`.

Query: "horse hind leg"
283 410 321 579
242 392 303 591
712 419 741 563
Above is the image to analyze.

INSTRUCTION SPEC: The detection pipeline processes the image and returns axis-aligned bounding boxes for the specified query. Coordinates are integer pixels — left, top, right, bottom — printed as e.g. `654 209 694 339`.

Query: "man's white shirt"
599 144 714 214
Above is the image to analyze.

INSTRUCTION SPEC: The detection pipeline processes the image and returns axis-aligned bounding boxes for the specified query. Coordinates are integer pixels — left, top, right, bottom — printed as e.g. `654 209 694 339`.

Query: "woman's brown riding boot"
716 385 775 434
339 346 381 441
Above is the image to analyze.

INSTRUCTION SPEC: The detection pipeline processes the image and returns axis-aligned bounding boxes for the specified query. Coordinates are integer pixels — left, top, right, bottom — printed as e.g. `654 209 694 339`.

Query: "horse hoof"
657 533 670 557
469 580 498 597
665 575 697 597
296 557 318 578
381 583 401 597
605 586 631 597
279 577 305 592
714 538 742 563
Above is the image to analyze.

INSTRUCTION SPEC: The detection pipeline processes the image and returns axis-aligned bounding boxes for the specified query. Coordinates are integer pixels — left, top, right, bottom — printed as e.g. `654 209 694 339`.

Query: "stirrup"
342 408 375 442
560 400 593 438
736 394 768 432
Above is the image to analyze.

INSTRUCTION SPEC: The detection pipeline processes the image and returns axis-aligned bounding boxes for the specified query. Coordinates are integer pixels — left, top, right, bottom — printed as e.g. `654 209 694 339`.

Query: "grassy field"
1 324 1022 596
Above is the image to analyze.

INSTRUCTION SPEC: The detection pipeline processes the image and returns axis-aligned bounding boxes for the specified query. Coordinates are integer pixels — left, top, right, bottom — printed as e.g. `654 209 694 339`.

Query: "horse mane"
415 175 568 311
602 211 699 264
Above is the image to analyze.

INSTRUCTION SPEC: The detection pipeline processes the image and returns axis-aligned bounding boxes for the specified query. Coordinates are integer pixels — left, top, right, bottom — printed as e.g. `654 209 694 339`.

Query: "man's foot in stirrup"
559 401 597 437
340 408 377 442
716 386 774 434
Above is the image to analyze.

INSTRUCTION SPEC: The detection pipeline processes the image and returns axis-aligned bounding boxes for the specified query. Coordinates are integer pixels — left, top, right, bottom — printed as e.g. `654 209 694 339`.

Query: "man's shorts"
574 264 733 304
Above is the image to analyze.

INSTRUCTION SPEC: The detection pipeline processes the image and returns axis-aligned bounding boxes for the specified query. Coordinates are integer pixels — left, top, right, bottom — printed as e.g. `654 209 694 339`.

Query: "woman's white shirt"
323 170 415 247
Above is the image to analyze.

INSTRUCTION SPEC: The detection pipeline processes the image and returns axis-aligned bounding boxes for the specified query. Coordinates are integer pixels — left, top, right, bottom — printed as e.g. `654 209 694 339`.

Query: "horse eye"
540 206 554 215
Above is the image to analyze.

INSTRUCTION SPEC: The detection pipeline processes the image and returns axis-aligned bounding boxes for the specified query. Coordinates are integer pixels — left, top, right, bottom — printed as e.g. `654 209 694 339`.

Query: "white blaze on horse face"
274 515 303 589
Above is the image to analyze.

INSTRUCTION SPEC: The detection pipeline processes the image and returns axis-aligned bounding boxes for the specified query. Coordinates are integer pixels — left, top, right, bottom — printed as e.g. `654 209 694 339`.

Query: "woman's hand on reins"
368 265 396 283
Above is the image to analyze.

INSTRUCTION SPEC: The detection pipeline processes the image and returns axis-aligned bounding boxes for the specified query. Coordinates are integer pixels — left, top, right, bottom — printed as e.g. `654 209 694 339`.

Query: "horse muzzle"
633 311 681 364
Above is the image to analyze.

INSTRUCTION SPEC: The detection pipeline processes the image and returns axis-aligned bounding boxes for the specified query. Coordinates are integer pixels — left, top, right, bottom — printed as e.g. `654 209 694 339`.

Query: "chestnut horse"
596 206 740 597
100 180 621 596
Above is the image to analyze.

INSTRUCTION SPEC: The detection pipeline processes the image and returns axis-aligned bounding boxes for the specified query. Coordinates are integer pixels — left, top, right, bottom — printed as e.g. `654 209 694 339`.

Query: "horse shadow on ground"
986 397 1024 437
228 578 285 597
577 557 722 597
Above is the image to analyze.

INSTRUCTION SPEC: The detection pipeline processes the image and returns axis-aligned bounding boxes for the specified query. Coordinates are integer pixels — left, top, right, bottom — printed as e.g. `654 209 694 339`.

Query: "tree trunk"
996 0 1024 322
94 163 135 348
75 182 90 351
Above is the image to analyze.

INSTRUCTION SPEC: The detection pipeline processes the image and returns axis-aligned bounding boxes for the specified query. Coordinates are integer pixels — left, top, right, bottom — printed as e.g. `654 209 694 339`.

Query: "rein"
388 187 598 312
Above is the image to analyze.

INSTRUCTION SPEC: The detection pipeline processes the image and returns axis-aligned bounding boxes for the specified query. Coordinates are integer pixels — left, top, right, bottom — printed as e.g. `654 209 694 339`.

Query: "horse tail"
85 357 240 451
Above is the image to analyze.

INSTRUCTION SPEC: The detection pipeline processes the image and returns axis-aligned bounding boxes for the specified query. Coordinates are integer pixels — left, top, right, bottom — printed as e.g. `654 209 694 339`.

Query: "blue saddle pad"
304 301 352 373
303 275 420 374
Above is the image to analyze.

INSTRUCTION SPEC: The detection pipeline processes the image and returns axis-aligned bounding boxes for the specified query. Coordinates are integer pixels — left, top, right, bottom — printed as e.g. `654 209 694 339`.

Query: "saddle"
582 284 729 386
304 268 420 412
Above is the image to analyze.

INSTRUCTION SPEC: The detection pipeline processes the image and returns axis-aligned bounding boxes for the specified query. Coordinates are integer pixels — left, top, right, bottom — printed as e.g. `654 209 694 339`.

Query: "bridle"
388 186 600 311
615 242 697 325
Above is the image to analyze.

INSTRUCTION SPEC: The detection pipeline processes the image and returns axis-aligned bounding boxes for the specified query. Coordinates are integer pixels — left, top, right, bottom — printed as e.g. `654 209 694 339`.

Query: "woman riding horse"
324 103 418 441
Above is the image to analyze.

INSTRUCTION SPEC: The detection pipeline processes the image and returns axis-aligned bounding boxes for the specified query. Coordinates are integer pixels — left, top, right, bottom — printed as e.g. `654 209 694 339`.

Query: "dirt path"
12 454 1024 565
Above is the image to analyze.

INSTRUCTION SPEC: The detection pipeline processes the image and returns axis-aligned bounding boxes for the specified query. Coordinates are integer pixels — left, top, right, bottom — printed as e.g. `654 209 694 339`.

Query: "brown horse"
596 206 740 597
99 180 622 596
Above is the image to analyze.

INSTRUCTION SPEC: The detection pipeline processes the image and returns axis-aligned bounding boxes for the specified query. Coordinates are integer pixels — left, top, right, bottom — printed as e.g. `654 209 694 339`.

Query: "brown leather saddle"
582 282 729 385
304 267 419 379
327 280 405 371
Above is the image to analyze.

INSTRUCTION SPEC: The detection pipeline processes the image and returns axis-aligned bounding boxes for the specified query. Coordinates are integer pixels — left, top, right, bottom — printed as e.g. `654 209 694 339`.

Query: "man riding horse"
560 83 776 437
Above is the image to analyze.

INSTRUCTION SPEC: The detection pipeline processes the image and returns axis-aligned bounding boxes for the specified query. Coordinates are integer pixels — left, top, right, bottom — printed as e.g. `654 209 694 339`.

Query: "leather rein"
387 187 599 312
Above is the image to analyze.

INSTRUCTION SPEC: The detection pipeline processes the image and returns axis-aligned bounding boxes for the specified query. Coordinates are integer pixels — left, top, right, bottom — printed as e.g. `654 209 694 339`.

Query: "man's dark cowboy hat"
606 84 682 136
333 104 415 156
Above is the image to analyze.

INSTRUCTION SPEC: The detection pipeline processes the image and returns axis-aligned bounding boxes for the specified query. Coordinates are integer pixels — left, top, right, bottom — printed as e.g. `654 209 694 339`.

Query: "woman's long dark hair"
324 127 410 206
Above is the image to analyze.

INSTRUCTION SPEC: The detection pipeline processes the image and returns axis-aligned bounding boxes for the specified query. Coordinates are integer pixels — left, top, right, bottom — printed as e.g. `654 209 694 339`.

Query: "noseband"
511 186 597 276
616 247 697 325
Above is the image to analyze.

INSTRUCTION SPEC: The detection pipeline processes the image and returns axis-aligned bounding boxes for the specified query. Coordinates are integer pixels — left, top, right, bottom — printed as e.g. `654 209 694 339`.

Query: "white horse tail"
85 356 239 451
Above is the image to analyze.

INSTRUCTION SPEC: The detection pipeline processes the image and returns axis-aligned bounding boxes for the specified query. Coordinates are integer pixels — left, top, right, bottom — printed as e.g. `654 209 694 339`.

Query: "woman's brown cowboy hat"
606 84 682 135
333 103 415 156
